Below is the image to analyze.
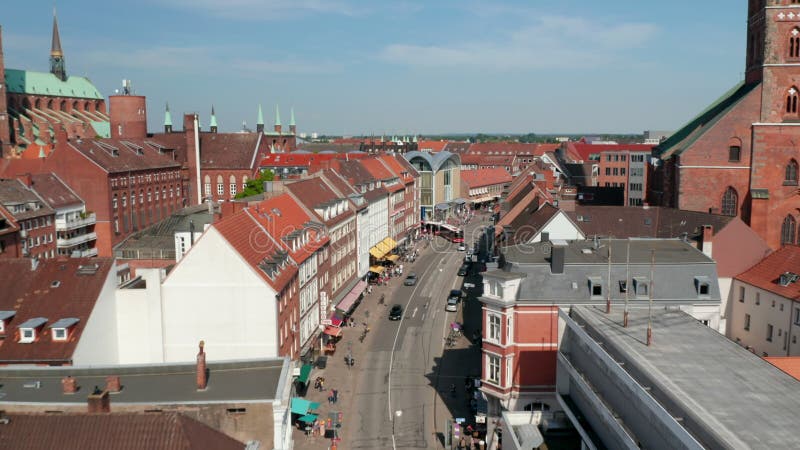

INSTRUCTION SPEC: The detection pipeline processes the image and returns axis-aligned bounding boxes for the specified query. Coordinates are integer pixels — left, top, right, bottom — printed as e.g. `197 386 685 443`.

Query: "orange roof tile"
765 357 800 381
417 140 448 152
461 168 512 188
735 245 800 300
359 158 404 192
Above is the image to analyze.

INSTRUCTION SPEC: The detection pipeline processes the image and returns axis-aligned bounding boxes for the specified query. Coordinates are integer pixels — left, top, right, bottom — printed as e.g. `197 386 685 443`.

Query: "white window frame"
217 184 224 196
52 328 67 341
20 328 35 343
487 313 501 343
487 354 501 385
230 183 237 196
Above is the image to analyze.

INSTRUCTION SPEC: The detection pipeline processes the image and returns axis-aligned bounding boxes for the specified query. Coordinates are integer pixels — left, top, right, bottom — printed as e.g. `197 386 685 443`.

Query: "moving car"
457 264 469 276
458 243 467 251
404 272 418 286
389 304 403 320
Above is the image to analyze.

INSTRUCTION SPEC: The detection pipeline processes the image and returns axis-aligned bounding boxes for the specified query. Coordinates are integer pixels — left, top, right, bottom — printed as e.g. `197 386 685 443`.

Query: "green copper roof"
657 81 759 159
210 105 218 128
257 104 264 125
164 103 173 127
275 104 281 126
4 69 103 100
290 107 296 127
91 121 111 138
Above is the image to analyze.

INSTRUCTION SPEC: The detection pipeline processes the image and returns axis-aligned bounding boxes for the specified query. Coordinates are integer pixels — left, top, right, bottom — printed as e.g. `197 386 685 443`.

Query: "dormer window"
50 319 79 341
18 317 47 344
589 277 602 297
694 276 710 297
633 277 649 297
0 311 15 334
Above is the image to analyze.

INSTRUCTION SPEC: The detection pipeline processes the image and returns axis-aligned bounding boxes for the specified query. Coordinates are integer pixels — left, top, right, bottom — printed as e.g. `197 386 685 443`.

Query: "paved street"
294 214 488 450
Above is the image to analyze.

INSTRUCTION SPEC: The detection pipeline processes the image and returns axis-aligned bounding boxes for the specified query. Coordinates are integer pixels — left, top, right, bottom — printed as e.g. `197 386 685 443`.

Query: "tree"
234 169 275 199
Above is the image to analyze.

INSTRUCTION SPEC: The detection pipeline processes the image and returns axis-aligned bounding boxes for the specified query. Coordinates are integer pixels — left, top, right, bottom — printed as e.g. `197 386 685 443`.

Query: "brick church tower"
656 0 800 249
0 26 12 158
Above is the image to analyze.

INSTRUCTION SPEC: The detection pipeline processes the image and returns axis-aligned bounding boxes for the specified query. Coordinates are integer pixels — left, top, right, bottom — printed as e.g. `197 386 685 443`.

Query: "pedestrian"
333 389 338 404
328 389 334 404
320 377 325 391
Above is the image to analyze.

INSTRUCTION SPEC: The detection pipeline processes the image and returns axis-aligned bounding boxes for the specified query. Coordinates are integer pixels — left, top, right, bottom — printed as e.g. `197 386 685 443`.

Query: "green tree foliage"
234 169 275 199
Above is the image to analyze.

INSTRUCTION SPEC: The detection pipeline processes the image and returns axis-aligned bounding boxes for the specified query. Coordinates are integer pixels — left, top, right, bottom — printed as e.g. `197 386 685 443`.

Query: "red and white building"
460 168 512 209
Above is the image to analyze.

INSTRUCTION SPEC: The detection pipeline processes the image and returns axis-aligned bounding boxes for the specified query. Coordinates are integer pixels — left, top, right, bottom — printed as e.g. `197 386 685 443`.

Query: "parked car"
457 264 469 276
448 289 462 302
446 297 458 312
389 304 403 320
404 272 418 286
458 243 467 251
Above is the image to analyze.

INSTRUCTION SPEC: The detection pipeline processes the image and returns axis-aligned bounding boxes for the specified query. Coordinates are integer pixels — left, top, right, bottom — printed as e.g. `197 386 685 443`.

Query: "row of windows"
742 314 797 349
10 97 103 114
113 186 182 209
111 171 181 188
604 167 626 176
605 154 627 162
21 216 52 231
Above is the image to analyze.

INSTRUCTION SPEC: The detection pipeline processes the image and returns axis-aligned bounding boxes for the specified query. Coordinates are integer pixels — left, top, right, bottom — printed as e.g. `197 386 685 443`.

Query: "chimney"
61 375 78 394
105 376 121 393
541 232 549 243
87 386 110 413
701 225 713 257
196 340 208 390
550 240 566 274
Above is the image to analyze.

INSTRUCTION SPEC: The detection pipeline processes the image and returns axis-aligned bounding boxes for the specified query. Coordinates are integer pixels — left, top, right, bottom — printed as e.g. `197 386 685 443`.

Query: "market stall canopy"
386 254 400 262
381 237 398 251
296 364 313 385
323 325 343 337
336 280 367 313
369 265 385 274
291 397 321 415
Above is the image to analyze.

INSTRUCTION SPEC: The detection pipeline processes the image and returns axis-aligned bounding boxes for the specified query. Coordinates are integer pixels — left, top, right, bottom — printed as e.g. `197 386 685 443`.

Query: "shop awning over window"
336 280 367 313
296 364 313 385
298 414 318 423
323 325 343 337
369 246 386 259
291 397 321 415
386 254 400 262
369 265 385 274
381 237 398 251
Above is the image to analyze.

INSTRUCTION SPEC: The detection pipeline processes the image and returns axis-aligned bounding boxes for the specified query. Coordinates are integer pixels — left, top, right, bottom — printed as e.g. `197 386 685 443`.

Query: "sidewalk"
293 243 429 450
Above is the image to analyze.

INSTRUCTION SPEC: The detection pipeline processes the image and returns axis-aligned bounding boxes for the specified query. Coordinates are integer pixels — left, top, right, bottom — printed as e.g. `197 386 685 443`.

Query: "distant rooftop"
502 238 714 265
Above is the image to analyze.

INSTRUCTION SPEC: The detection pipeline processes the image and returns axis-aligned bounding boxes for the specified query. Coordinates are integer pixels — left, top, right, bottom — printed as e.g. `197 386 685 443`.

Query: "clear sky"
3 1 746 135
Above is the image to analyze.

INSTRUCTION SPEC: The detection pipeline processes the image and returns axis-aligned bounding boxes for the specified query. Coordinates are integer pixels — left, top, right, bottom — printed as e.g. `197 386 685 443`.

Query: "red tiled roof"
284 177 356 227
0 412 244 450
212 208 298 291
461 168 512 189
65 138 182 173
736 245 800 300
569 143 654 162
460 154 515 165
30 173 84 209
254 193 329 263
377 155 415 184
359 159 403 192
417 140 448 152
259 152 367 168
0 203 20 236
330 161 389 203
0 258 114 364
468 143 544 156
765 357 800 381
197 133 265 170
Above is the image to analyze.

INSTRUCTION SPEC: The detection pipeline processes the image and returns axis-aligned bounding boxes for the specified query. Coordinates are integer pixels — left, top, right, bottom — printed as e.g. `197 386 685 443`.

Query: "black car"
448 289 462 302
457 264 469 276
389 304 403 320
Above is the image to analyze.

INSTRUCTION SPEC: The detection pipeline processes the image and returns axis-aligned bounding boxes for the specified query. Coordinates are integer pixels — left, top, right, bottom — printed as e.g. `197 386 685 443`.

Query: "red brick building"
0 204 20 258
656 0 800 248
565 143 654 206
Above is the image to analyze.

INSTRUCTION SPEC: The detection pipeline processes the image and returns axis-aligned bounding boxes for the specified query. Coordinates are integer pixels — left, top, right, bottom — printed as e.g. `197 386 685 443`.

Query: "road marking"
412 307 418 318
421 313 426 321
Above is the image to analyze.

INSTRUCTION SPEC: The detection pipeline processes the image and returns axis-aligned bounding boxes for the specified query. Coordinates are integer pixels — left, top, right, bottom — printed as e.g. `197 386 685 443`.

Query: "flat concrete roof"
502 238 714 266
571 306 800 449
0 358 287 405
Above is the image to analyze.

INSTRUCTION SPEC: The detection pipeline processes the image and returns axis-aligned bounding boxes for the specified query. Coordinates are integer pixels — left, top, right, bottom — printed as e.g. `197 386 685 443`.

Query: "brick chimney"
701 225 713 257
87 387 110 413
196 340 208 390
61 376 78 394
105 376 121 393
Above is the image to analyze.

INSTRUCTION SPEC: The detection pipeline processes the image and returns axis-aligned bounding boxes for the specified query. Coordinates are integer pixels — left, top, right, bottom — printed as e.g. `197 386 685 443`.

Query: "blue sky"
3 1 746 135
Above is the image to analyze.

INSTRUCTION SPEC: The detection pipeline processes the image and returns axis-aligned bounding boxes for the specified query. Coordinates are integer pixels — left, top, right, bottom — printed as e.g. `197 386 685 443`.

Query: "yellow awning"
382 237 398 251
369 247 386 259
369 265 385 274
386 254 400 262
376 241 390 254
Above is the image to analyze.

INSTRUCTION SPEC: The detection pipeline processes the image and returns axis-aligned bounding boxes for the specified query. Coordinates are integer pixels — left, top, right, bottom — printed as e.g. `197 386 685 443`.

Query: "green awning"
291 397 321 415
298 414 318 423
297 364 313 384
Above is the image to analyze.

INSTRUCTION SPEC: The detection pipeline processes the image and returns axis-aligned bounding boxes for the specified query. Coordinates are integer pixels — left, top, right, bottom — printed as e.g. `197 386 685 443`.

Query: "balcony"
71 248 98 258
55 213 96 231
57 232 98 248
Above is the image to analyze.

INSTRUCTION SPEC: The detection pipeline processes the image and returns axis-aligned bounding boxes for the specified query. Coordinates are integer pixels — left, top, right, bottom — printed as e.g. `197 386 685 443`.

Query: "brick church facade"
655 0 800 249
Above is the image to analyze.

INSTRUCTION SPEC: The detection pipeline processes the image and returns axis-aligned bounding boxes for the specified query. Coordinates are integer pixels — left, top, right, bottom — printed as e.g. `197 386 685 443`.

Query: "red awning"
330 316 344 327
335 280 368 313
323 326 342 337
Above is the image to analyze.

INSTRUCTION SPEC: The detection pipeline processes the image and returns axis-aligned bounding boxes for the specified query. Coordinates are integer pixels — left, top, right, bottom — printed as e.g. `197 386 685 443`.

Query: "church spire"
209 105 218 133
289 107 296 134
50 8 66 81
256 104 264 133
164 102 173 133
274 104 282 134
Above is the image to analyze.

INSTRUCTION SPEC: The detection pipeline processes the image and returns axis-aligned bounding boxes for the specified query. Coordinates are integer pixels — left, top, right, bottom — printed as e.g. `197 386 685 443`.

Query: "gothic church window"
721 187 738 216
786 159 799 185
781 215 797 246
787 87 799 114
790 28 800 58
